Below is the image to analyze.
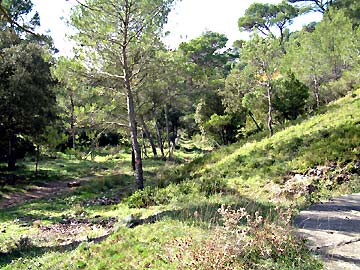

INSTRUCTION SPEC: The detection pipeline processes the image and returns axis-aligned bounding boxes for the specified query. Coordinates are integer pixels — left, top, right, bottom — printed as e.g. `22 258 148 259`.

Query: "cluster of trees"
0 0 359 189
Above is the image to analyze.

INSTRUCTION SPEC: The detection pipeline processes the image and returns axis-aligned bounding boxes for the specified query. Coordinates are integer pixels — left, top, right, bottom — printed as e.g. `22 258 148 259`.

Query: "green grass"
1 90 360 269
168 90 360 204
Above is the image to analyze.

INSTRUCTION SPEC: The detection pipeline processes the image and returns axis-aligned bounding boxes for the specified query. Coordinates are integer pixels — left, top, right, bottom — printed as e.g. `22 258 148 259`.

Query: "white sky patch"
31 0 322 56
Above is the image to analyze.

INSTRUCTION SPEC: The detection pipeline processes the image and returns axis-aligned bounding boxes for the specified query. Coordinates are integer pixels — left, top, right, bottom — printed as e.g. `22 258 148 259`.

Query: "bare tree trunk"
122 1 144 190
7 134 16 171
142 130 149 159
119 8 142 189
164 104 172 159
313 77 320 109
267 84 274 137
248 110 262 132
70 92 76 150
155 120 165 159
131 146 136 171
126 90 143 189
35 145 40 175
139 116 158 158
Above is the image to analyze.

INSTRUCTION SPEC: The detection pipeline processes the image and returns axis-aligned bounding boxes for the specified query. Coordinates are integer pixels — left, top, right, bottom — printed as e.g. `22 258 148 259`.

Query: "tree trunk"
7 134 16 171
70 92 76 150
35 145 40 175
142 130 149 159
122 3 144 190
131 146 136 171
313 76 320 108
164 104 172 159
126 89 143 189
267 84 274 137
155 120 165 159
139 115 158 158
248 110 262 132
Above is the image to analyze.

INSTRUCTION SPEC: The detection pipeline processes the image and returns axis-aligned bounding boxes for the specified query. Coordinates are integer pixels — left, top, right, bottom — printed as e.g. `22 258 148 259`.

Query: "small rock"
67 181 81 188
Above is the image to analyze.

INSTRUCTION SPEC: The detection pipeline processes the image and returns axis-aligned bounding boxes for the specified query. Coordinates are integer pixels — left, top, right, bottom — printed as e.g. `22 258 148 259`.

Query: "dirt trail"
294 193 360 270
0 176 95 209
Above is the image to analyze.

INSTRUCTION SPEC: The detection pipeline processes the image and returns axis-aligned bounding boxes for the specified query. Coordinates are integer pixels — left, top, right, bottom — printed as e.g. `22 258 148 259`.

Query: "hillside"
1 90 360 270
173 89 360 204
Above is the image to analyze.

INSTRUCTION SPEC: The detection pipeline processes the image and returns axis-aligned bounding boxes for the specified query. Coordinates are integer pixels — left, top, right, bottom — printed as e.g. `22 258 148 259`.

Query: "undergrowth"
164 205 322 270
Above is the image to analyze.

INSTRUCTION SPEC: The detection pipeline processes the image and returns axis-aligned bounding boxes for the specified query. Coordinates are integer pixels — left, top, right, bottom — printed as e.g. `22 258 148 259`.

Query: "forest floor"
0 90 360 269
0 176 95 209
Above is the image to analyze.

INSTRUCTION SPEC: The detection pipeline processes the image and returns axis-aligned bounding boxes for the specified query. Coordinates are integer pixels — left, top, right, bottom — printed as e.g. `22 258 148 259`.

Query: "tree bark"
131 146 136 171
70 92 76 150
313 76 320 108
35 145 40 175
266 83 274 137
248 110 262 132
122 3 144 189
7 134 16 171
155 120 165 159
126 89 143 189
139 115 158 158
164 104 172 159
141 130 149 159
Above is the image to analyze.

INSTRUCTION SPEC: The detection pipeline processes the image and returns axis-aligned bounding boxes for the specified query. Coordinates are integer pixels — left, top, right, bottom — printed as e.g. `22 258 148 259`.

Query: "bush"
125 187 156 208
198 176 228 196
164 205 322 269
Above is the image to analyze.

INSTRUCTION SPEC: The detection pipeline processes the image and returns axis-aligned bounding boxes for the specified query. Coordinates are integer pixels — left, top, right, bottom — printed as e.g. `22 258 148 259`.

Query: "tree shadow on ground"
0 233 111 267
126 195 278 229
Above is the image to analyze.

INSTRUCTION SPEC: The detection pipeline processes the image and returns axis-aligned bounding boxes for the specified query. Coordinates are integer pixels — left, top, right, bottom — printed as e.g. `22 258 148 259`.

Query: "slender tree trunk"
122 2 143 190
164 104 172 159
248 110 262 132
139 116 158 158
126 90 143 189
142 130 149 159
35 145 40 175
266 83 274 137
121 3 144 189
131 146 136 171
70 92 76 150
7 134 16 171
313 77 320 108
155 120 165 159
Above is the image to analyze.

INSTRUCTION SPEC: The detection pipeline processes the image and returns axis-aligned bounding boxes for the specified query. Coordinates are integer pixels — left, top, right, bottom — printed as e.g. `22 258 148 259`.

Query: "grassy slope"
0 90 359 269
173 89 360 202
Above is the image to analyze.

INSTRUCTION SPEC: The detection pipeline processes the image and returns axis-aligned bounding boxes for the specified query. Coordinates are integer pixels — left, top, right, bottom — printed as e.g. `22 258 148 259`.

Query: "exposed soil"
0 176 94 209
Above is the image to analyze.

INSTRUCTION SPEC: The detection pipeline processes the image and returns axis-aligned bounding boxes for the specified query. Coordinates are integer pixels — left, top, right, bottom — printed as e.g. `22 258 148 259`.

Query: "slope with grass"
171 89 360 204
0 90 359 269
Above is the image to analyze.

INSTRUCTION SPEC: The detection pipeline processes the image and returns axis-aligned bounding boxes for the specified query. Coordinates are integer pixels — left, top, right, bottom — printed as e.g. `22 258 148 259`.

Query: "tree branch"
0 4 38 36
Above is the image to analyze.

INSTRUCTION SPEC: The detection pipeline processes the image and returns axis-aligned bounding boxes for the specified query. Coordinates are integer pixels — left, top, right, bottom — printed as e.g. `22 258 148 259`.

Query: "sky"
31 0 322 56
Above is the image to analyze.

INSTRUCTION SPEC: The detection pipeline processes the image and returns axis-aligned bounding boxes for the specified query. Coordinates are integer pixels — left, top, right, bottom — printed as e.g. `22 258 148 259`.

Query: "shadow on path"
294 193 360 269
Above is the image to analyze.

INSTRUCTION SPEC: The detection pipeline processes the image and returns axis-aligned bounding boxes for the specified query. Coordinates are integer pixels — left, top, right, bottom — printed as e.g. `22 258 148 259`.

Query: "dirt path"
294 193 360 270
0 176 95 209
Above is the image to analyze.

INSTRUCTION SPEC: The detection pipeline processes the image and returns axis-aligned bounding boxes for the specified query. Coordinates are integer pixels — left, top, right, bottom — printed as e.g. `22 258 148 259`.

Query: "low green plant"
125 186 156 208
198 176 228 196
